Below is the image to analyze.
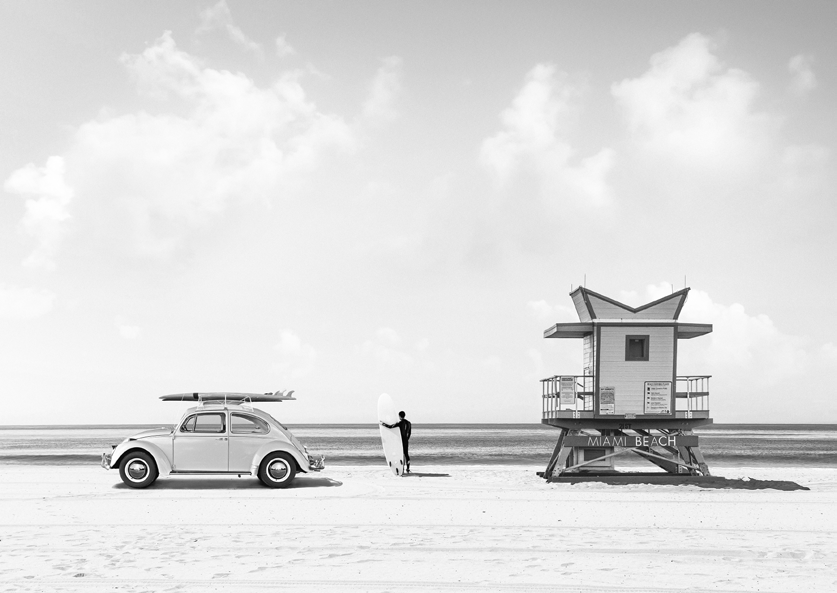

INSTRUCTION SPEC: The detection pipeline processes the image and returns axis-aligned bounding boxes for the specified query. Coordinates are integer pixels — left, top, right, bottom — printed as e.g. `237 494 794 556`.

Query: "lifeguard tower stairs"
539 287 713 482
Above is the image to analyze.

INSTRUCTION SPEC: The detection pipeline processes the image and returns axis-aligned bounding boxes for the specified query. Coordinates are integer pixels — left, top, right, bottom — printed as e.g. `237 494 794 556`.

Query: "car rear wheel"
258 452 297 488
119 451 158 488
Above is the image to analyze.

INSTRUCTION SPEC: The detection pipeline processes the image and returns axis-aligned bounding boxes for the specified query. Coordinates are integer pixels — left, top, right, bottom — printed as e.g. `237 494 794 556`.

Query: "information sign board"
644 381 672 414
559 377 576 406
564 434 698 448
599 386 615 415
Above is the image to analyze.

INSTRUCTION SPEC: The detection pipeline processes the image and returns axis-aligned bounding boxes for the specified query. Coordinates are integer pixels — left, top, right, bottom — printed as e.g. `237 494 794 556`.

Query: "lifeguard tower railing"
541 374 710 419
675 375 710 417
541 375 595 417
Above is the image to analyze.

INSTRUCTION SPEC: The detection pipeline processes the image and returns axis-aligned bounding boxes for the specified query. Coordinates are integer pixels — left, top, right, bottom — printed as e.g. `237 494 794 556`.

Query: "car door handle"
216 437 227 441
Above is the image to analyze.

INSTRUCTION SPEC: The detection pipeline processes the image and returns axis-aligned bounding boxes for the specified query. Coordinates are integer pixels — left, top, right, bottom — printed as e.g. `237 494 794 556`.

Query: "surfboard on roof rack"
159 390 296 402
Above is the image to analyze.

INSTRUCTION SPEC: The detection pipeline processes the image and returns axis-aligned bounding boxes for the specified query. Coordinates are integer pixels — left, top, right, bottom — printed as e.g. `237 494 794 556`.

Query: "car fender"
111 440 173 477
250 441 309 475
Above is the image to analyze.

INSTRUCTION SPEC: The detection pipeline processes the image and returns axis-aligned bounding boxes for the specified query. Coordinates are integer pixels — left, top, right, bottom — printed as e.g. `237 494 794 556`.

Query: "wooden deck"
541 416 713 430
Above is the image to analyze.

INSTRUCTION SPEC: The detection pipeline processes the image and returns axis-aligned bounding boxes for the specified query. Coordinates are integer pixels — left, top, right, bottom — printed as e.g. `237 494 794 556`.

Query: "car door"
228 413 271 473
172 412 229 471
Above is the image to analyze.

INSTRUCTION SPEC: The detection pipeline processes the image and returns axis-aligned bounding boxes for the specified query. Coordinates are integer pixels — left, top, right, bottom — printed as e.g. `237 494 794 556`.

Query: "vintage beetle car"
101 391 324 488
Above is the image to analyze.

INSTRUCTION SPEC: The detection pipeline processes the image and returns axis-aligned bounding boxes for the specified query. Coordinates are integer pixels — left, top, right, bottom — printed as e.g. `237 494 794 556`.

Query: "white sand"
1 465 835 592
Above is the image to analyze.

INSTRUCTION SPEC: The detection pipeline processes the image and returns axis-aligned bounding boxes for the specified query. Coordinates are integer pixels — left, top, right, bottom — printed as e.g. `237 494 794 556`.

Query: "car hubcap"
127 460 148 481
268 460 288 481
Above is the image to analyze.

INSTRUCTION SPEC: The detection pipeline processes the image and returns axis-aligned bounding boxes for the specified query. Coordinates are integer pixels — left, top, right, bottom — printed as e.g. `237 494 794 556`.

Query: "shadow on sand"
113 476 343 490
402 472 451 478
546 474 809 491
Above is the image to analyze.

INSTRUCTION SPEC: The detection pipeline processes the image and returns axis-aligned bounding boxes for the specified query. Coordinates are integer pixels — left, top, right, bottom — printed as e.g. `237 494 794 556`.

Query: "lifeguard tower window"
625 335 649 361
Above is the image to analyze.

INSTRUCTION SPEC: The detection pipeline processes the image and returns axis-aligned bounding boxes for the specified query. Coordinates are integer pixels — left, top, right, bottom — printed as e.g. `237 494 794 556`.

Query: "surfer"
381 411 412 473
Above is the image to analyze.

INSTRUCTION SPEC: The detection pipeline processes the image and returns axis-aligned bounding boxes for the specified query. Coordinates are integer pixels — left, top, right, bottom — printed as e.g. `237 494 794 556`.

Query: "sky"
1 1 836 425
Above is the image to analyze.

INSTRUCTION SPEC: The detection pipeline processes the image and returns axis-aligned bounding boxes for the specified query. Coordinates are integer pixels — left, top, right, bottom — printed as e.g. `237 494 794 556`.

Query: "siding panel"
572 291 592 322
587 294 682 320
583 334 595 377
597 326 674 414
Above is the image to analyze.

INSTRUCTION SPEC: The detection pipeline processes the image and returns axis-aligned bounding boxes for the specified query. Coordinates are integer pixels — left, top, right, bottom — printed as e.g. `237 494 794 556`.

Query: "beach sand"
1 465 835 592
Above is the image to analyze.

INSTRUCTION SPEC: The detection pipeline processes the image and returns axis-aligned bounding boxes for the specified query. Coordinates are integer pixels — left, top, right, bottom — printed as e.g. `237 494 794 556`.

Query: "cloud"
105 32 355 254
525 348 545 381
358 327 414 369
3 156 73 270
273 330 317 379
275 34 296 58
528 299 577 322
480 64 614 206
376 327 401 346
7 31 356 260
362 56 403 123
0 286 56 320
197 0 263 58
788 54 817 96
779 144 831 194
611 33 774 179
639 283 837 419
481 355 501 370
115 317 142 340
820 342 837 363
604 31 835 235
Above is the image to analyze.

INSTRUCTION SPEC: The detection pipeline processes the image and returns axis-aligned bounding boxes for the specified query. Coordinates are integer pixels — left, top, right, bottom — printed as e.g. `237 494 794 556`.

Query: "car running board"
169 470 254 475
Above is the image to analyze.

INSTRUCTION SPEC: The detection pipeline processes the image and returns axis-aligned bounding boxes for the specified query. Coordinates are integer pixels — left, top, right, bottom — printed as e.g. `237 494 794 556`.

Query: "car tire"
258 452 297 488
118 451 158 488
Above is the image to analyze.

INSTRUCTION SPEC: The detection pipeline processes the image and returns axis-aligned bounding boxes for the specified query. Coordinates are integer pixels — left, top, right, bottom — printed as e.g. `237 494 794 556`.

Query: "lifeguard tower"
539 286 713 482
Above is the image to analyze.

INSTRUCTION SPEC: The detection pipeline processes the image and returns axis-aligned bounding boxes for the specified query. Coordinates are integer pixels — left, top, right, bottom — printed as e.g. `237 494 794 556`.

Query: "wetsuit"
398 419 411 469
382 417 412 470
387 418 411 469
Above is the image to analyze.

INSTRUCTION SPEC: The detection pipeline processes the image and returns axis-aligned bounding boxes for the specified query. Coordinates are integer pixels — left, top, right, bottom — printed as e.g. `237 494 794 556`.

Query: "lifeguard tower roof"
543 287 712 340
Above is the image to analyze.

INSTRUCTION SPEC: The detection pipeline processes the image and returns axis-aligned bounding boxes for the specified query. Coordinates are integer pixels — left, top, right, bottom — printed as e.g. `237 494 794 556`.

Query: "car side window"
231 413 269 435
180 415 197 432
194 413 226 433
180 413 226 434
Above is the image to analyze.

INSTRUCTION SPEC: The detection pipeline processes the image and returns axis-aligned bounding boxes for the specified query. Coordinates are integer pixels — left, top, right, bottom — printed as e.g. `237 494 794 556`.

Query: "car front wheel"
119 451 158 488
258 452 297 488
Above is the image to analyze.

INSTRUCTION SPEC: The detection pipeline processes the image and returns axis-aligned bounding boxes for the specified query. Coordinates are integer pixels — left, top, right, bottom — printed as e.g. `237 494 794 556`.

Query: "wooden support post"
677 446 696 475
545 429 577 479
543 428 567 479
551 446 574 478
680 430 710 476
689 445 711 476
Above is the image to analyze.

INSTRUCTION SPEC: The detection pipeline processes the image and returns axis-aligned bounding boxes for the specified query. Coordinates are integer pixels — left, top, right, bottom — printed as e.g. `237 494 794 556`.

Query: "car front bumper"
101 452 112 470
308 454 325 471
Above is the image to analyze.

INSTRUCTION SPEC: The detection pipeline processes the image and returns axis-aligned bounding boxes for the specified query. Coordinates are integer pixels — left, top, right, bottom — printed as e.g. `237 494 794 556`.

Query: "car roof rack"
159 390 296 404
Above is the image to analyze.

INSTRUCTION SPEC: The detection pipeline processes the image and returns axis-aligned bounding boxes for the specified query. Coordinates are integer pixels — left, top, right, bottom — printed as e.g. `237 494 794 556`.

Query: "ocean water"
1 423 836 468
